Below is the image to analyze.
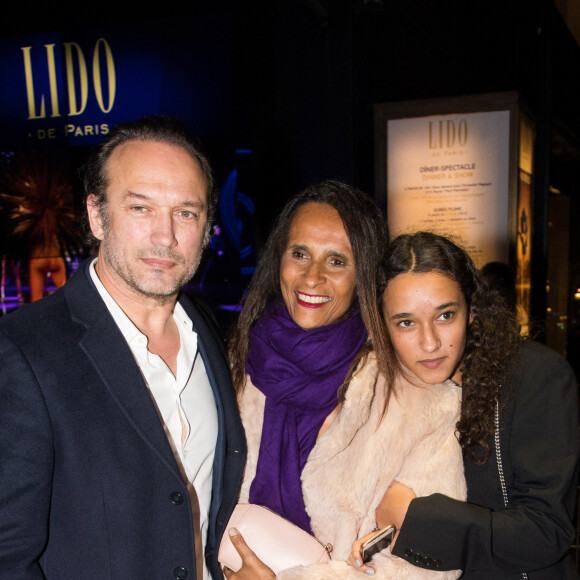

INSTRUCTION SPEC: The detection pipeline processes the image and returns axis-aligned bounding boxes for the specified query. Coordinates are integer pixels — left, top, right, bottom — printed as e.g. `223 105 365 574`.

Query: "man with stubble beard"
0 116 246 580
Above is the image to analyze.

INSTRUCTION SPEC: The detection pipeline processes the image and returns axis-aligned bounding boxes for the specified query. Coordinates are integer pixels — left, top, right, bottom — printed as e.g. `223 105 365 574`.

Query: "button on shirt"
90 259 217 580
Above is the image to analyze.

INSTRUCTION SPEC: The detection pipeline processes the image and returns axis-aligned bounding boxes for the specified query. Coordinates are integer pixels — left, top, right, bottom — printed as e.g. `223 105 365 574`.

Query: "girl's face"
382 271 470 385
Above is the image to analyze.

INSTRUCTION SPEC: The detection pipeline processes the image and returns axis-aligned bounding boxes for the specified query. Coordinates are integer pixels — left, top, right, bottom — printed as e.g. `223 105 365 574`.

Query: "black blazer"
0 260 246 579
393 341 580 579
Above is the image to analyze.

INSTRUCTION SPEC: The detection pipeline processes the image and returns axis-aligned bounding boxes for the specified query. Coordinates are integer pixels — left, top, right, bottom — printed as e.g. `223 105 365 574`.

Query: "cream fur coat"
238 352 466 579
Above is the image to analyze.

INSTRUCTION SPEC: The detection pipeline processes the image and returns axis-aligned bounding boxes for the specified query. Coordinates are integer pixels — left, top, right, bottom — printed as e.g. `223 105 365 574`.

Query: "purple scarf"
246 299 367 533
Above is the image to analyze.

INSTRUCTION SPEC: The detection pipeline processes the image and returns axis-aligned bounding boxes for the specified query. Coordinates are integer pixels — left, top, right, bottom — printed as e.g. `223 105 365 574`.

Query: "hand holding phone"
361 524 396 563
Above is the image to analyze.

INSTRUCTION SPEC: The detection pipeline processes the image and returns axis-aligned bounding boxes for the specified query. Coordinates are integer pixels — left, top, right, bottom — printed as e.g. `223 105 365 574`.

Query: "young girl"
351 231 579 579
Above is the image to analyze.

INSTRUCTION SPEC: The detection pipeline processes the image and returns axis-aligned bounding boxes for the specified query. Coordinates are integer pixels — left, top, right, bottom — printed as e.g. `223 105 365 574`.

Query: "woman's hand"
375 481 416 533
347 530 377 575
222 528 276 580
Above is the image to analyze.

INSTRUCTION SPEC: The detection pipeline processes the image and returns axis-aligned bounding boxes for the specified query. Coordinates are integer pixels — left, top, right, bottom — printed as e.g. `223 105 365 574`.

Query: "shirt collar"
88 257 194 350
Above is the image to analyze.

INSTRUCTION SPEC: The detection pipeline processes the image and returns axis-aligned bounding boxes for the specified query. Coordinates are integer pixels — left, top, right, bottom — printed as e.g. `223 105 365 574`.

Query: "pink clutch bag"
218 504 332 574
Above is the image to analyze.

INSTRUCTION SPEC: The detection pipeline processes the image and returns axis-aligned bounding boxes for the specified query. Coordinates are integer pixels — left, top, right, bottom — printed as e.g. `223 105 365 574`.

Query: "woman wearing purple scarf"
229 180 389 525
224 182 466 580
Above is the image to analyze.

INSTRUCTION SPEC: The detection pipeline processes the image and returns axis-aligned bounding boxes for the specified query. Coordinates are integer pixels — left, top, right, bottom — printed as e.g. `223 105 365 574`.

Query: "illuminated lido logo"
20 38 115 139
428 119 468 149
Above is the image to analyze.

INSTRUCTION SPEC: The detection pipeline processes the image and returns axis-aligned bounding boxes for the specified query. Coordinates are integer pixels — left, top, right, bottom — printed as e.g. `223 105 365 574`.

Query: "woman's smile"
295 291 332 307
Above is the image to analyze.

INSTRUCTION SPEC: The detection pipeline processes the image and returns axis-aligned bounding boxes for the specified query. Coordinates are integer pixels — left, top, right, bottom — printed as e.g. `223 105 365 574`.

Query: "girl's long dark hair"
380 232 522 463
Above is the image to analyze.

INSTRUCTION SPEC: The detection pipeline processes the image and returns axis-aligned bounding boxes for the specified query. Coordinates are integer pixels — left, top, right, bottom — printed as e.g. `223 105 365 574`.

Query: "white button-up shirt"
90 259 217 580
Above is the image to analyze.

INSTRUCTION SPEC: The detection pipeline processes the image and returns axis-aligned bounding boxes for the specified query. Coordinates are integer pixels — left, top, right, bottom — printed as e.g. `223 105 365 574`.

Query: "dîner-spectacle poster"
387 110 510 267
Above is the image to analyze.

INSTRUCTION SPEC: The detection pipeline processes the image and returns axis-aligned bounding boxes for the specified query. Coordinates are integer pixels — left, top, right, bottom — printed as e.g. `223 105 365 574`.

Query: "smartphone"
361 524 396 563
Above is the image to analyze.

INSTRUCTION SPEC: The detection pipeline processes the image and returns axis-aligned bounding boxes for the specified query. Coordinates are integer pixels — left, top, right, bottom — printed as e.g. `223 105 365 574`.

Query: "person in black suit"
0 116 246 579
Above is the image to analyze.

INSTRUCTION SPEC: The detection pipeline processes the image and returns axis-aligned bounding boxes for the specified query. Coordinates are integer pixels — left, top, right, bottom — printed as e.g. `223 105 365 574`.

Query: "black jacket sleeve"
392 342 579 576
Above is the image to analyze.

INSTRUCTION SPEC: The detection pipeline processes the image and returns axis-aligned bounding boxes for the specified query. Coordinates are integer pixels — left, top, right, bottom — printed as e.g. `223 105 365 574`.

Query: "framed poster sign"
375 92 520 268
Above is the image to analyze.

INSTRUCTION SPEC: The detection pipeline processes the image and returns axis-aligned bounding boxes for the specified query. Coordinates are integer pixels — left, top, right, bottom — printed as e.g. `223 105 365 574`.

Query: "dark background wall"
2 0 579 368
3 0 579 219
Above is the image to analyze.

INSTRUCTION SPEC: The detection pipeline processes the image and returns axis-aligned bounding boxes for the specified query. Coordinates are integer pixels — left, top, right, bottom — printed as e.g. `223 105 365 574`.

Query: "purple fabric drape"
246 299 367 532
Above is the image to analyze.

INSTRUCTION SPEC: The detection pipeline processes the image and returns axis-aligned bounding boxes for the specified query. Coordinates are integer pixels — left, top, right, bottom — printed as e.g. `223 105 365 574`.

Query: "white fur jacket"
238 352 466 579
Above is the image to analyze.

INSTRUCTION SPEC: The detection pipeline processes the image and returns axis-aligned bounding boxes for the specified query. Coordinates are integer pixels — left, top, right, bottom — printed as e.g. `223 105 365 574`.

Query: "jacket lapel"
65 260 184 482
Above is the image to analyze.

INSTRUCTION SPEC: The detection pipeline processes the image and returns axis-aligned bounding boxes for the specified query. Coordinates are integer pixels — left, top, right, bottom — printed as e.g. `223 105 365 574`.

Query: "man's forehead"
104 139 207 190
107 139 199 167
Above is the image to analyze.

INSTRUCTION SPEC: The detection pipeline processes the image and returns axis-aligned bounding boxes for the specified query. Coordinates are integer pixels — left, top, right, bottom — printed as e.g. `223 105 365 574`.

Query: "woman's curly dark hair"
379 232 522 463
